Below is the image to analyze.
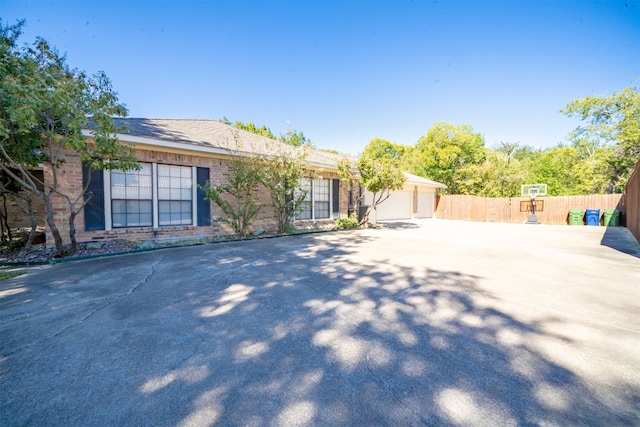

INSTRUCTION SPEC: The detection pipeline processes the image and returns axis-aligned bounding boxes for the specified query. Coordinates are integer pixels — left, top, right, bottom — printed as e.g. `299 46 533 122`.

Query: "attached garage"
365 190 413 221
364 173 446 221
416 191 436 218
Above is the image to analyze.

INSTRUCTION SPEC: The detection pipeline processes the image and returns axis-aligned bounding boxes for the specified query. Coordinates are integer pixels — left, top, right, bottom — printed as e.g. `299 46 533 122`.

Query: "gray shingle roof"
109 118 345 169
88 118 447 188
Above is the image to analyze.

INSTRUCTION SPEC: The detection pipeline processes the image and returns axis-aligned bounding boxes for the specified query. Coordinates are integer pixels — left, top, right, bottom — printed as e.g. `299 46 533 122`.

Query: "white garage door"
417 191 435 218
366 191 413 221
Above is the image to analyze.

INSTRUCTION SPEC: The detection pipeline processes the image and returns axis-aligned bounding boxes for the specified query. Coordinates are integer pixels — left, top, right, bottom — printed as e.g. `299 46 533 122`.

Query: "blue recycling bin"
585 209 600 226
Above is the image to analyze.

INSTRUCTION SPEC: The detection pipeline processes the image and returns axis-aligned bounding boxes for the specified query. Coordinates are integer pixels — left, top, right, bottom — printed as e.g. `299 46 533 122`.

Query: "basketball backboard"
521 184 547 198
520 200 544 212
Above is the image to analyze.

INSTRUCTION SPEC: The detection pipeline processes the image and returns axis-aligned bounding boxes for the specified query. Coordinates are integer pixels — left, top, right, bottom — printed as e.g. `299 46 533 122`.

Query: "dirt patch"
0 239 139 264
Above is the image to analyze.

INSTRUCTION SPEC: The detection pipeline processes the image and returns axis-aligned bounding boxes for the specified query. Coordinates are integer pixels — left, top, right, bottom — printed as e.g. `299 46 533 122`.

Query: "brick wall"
3 189 46 230
40 145 348 247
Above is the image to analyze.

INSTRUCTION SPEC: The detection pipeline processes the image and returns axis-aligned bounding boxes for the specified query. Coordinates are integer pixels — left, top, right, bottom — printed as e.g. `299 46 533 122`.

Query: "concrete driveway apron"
1 220 639 426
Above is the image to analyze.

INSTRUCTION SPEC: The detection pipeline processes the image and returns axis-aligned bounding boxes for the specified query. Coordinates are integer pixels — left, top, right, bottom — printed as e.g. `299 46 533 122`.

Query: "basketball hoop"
521 184 547 198
521 184 547 224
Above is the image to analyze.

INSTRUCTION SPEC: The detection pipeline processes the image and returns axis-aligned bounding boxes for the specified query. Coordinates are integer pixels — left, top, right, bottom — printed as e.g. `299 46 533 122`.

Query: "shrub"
336 215 359 230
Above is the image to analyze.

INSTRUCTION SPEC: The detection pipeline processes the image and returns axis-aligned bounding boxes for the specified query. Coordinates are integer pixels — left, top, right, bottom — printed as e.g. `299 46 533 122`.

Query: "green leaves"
414 122 486 194
259 146 310 233
203 154 263 237
339 138 407 224
562 82 640 192
0 19 136 251
279 129 311 147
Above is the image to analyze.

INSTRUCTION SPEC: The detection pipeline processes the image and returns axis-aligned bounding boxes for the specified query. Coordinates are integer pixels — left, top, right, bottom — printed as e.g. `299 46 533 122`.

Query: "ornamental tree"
0 20 138 253
203 151 263 237
259 145 310 234
338 138 407 225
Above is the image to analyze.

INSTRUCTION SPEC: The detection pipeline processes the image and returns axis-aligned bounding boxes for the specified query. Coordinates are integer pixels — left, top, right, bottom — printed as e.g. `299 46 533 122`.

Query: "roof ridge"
117 118 222 122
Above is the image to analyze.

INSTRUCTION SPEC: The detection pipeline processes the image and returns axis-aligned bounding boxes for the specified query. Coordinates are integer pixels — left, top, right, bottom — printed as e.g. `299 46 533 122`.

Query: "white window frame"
109 163 154 228
103 163 196 230
295 178 331 221
157 164 193 226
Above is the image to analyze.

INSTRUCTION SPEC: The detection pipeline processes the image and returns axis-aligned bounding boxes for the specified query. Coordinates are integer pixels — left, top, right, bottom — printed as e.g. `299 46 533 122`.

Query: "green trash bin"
569 209 583 225
603 209 620 227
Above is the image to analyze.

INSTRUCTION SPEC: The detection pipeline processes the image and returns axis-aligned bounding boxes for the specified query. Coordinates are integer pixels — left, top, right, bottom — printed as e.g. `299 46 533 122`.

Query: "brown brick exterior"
37 144 349 247
2 191 46 230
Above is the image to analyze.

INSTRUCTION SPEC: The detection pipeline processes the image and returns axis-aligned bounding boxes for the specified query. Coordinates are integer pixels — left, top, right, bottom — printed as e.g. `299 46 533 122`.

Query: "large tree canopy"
0 19 137 252
562 82 640 192
413 122 486 194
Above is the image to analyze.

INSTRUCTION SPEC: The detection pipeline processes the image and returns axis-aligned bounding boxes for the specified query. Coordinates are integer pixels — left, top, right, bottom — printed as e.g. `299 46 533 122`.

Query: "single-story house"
75 118 352 245
364 173 447 221
5 118 446 247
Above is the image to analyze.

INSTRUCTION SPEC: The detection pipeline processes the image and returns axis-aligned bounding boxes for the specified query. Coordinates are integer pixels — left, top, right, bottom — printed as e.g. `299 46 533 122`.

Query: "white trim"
152 163 159 228
192 166 198 226
104 170 112 230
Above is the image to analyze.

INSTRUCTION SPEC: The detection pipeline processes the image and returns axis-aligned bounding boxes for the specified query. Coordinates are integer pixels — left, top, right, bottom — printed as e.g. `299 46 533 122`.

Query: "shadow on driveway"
600 226 640 259
1 232 638 426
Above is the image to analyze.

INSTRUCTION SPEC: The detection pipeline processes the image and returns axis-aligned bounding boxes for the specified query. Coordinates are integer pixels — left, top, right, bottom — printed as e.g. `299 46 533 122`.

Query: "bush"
336 215 359 230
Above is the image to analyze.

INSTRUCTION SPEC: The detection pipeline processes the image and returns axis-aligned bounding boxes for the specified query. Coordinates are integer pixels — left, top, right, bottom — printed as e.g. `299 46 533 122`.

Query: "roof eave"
81 129 339 170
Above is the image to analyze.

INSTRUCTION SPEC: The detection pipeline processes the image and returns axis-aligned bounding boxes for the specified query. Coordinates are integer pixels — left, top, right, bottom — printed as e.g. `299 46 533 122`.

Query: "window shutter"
196 167 211 226
83 165 105 231
332 179 340 214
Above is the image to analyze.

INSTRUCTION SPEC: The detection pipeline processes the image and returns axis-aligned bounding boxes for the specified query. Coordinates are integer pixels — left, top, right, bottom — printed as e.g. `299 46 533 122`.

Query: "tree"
279 129 311 147
221 117 314 148
562 82 640 192
0 172 40 254
456 149 528 197
0 20 138 253
221 117 276 139
203 153 263 237
362 137 410 161
413 122 486 194
526 145 598 196
259 145 310 234
338 138 407 225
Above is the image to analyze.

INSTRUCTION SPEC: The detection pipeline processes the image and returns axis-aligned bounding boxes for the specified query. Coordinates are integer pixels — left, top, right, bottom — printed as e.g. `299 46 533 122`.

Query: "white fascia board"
307 161 339 171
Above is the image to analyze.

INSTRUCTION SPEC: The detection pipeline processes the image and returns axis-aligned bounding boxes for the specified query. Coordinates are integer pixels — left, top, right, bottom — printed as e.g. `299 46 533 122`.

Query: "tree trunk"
18 198 39 258
43 195 64 252
69 211 78 253
0 194 10 242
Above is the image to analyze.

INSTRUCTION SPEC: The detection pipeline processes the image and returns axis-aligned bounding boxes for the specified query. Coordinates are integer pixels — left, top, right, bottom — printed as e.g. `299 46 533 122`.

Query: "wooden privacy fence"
435 194 626 225
626 162 640 241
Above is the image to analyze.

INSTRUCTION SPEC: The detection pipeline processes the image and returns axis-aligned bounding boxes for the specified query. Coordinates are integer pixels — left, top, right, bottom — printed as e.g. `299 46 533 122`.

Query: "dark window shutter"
332 179 340 214
196 167 211 226
83 165 105 231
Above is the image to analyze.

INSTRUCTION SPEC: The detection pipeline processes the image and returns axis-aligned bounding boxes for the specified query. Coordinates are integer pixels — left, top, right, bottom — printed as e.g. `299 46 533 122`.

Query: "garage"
417 191 436 218
363 173 446 222
365 190 413 221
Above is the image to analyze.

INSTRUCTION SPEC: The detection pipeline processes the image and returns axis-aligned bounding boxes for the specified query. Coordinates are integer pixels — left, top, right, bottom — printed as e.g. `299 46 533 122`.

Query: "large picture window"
111 163 153 227
157 165 193 226
296 178 330 220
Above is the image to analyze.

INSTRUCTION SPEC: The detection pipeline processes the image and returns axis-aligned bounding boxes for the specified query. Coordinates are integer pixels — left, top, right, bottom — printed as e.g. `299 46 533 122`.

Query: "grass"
0 271 23 281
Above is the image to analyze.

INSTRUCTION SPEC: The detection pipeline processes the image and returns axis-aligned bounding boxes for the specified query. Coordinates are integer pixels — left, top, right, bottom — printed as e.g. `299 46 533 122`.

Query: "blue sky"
2 1 638 155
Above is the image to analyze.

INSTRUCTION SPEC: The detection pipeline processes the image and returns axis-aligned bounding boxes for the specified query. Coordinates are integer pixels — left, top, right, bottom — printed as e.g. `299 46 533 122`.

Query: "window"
111 163 153 227
296 178 330 220
296 179 312 220
157 165 192 226
313 179 329 219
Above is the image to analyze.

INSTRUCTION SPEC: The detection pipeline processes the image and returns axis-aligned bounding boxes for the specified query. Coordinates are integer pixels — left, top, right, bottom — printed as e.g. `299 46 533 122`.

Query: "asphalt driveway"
1 219 639 426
